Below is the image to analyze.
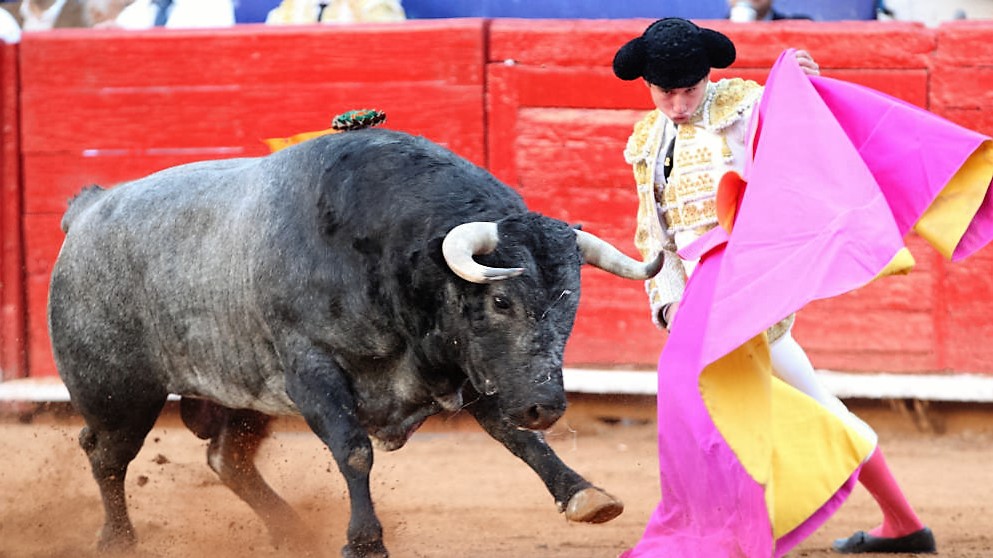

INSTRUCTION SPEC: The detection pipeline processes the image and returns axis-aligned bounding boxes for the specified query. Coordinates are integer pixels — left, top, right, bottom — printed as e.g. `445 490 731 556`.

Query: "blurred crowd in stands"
0 0 987 45
0 0 407 40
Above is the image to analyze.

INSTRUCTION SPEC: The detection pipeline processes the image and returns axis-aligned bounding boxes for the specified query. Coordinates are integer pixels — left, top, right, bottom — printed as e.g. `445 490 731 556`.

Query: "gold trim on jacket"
627 78 796 337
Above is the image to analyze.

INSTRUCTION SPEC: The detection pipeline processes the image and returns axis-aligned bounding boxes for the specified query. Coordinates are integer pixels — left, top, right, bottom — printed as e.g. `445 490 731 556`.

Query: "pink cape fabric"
622 50 993 557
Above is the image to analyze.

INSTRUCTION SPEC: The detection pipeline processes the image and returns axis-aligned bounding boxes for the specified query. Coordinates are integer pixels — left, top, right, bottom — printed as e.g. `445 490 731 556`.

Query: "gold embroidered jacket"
625 78 763 329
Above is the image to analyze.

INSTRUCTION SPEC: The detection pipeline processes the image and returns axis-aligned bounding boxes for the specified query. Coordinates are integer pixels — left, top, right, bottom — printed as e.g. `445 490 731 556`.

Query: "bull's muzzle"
507 389 567 431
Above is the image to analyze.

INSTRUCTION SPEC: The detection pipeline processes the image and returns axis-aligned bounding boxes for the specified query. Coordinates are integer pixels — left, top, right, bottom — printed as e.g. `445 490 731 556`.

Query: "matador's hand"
661 301 680 331
795 49 820 76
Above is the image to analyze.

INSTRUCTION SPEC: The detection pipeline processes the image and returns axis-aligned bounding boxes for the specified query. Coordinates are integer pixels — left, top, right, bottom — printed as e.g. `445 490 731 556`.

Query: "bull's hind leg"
180 398 311 549
75 394 168 551
466 391 624 524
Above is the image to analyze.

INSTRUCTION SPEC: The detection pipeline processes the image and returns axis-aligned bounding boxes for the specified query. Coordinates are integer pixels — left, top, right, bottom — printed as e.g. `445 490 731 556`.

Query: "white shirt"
20 0 68 31
266 0 406 24
0 8 20 43
114 0 235 29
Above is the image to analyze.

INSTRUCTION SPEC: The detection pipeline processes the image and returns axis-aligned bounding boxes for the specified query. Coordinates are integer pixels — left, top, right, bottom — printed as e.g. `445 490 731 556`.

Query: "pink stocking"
859 448 925 538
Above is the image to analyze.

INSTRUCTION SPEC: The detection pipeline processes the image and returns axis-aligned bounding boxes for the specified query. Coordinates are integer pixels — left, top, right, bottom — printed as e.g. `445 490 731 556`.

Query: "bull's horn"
442 222 525 283
575 230 663 280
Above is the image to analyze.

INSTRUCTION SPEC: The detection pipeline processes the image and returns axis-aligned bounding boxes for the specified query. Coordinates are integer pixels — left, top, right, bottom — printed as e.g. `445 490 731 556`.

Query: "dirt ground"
1 396 991 558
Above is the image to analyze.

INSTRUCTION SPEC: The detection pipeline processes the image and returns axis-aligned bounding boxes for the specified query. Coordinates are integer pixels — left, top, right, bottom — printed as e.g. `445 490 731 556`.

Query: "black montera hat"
613 18 736 89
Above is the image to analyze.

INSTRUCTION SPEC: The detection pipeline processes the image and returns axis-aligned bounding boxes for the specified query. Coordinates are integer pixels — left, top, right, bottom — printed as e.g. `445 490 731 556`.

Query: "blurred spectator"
86 0 133 26
0 6 18 40
875 0 895 19
1 0 90 29
266 0 405 24
727 0 810 21
234 0 279 23
878 0 993 25
99 0 234 29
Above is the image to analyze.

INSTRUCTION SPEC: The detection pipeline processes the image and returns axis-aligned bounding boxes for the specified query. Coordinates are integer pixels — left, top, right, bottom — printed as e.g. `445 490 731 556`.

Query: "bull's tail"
61 184 106 233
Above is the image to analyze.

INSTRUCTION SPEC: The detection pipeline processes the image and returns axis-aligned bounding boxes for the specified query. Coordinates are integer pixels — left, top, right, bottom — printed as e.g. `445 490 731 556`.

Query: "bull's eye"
492 295 512 311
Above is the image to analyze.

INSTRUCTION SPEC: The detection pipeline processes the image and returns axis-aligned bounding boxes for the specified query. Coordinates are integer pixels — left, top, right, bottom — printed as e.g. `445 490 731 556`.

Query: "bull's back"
49 157 297 413
49 129 526 414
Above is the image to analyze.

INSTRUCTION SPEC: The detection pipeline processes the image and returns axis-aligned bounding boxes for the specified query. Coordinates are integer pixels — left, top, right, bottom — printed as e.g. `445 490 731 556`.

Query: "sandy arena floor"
1 396 991 558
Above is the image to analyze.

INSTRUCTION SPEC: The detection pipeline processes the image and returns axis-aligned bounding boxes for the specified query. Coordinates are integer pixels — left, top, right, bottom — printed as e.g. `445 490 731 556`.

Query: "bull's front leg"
284 348 387 558
465 392 624 524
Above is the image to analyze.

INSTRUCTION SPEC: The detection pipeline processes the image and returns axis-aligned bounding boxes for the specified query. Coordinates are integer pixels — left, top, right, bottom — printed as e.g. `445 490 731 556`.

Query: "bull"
48 129 661 557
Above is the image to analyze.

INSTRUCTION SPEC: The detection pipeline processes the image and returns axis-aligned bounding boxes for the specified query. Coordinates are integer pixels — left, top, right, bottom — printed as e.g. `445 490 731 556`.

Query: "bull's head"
440 214 662 430
442 222 663 284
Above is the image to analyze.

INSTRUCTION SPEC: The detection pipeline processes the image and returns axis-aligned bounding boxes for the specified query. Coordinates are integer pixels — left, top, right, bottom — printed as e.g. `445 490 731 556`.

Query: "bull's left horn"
442 222 525 283
575 230 663 280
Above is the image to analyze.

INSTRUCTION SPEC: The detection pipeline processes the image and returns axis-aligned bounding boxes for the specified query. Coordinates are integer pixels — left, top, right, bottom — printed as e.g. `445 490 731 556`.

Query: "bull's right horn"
575 230 663 280
442 222 525 283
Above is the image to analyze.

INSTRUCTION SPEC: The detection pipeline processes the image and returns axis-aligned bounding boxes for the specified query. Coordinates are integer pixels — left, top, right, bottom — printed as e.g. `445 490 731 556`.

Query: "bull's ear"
571 223 584 231
424 237 452 273
407 239 452 310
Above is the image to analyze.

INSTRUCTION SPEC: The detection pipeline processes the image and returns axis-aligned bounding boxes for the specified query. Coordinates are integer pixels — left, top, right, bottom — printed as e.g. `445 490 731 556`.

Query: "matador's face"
647 75 709 125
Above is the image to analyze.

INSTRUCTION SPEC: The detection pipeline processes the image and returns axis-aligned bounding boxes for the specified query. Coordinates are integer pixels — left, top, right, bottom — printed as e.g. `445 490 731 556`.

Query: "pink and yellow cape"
623 50 993 557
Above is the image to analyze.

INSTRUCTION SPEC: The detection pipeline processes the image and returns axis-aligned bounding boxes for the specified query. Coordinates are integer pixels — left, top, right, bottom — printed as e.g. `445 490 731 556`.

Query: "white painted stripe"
3 369 993 403
815 370 993 402
0 377 179 403
562 369 659 395
563 368 993 402
0 378 71 402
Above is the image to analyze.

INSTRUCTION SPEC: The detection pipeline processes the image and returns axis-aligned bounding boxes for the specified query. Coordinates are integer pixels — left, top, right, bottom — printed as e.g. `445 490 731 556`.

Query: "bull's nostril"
524 404 563 430
525 405 543 425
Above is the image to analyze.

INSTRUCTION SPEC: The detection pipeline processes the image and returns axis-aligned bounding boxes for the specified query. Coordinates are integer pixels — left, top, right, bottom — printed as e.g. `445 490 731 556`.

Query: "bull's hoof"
341 540 388 558
564 487 624 524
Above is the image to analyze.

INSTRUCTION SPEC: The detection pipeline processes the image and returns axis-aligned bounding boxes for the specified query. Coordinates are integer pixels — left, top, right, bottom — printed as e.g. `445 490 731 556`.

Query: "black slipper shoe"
831 527 936 554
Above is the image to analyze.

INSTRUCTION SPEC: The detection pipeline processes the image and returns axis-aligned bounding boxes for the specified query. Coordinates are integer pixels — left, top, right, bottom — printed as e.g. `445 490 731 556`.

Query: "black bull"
47 129 662 557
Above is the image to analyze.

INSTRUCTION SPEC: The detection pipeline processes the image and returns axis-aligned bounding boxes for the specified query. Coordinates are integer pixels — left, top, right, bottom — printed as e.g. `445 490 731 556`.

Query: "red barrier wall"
5 19 993 379
0 42 22 381
926 22 993 374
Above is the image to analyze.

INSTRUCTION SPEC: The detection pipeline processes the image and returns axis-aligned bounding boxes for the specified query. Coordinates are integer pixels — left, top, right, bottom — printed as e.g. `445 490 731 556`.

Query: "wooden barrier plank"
931 66 993 111
489 19 934 69
25 271 56 377
486 63 523 185
795 307 938 370
719 21 934 69
22 214 60 378
24 84 486 216
514 108 639 187
21 82 484 156
932 108 993 140
570 272 665 360
22 214 63 279
20 21 484 90
24 153 232 216
500 66 929 113
943 246 993 371
933 20 993 67
0 42 22 380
